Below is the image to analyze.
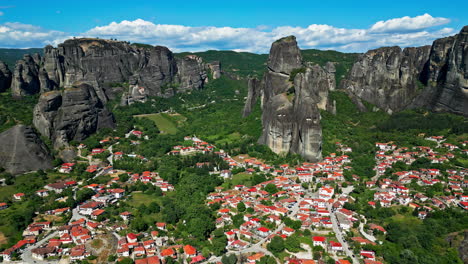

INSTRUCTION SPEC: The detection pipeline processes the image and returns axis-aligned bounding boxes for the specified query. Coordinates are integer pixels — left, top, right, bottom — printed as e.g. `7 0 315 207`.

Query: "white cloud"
0 14 458 53
0 22 69 48
369 13 450 33
0 11 4 16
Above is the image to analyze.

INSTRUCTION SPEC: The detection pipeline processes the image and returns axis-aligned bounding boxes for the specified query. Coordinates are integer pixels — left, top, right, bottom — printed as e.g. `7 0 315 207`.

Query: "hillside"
176 49 359 81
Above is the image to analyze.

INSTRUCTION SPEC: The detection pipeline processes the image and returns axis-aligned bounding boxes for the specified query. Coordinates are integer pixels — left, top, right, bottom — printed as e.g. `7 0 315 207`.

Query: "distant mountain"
0 48 43 68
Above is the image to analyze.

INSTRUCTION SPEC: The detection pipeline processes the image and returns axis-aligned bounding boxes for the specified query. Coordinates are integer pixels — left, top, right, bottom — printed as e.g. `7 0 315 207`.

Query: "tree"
148 202 161 213
221 254 237 264
237 202 246 212
131 217 148 232
252 174 267 185
267 236 284 254
285 235 301 252
75 188 95 204
264 183 278 194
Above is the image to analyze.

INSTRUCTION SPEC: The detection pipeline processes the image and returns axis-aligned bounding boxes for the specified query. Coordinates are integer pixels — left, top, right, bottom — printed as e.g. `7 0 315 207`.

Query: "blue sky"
0 0 466 52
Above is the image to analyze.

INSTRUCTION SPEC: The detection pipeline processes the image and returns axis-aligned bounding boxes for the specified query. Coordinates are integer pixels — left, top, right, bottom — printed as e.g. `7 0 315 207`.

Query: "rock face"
175 55 207 94
207 61 222 79
4 38 222 148
33 83 115 148
0 125 53 175
11 54 42 97
342 46 431 113
344 26 468 116
244 36 335 161
242 77 261 117
9 39 213 99
0 61 12 92
416 26 468 116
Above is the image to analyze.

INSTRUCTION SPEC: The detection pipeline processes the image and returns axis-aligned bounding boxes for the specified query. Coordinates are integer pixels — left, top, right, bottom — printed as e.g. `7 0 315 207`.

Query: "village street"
328 186 359 264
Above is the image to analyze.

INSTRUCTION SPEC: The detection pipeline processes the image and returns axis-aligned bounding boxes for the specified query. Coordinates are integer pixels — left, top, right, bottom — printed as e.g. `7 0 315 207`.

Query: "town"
0 127 466 264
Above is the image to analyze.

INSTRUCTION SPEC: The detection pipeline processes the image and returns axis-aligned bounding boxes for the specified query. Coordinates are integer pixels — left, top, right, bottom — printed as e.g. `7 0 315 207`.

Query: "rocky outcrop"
244 36 336 161
0 125 53 175
342 46 431 114
175 55 207 94
7 38 214 99
11 54 42 97
207 61 222 79
242 77 261 117
344 26 468 116
33 83 115 148
0 61 11 92
6 38 218 148
415 26 468 116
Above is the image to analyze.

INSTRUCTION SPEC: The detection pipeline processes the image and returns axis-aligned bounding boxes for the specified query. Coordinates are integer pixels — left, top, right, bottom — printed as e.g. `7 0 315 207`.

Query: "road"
328 186 359 264
20 185 91 264
358 218 377 243
107 145 114 166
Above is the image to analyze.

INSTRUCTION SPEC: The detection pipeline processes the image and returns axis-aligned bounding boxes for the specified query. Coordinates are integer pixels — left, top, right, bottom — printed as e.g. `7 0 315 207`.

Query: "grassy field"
222 173 252 189
128 192 161 206
127 192 164 224
134 113 185 134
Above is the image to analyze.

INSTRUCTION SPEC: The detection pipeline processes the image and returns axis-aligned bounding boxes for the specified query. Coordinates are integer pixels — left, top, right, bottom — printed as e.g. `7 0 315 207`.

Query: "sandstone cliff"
342 46 431 114
33 83 115 148
244 36 335 161
6 38 222 148
9 39 213 99
343 26 468 116
415 26 468 116
0 125 53 175
0 61 11 93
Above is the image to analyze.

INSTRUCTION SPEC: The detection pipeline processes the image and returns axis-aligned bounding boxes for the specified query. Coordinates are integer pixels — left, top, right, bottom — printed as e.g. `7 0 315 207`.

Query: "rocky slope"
343 26 468 116
243 36 335 161
33 83 115 149
0 125 53 175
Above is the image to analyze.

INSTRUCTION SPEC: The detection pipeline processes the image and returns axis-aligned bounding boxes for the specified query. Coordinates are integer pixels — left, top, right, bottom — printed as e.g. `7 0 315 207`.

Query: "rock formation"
2 38 223 148
207 61 222 79
175 55 208 94
0 125 53 175
0 61 11 92
8 39 214 99
415 26 468 116
33 83 115 148
343 26 468 116
342 46 431 114
243 36 335 161
242 78 261 117
11 54 42 97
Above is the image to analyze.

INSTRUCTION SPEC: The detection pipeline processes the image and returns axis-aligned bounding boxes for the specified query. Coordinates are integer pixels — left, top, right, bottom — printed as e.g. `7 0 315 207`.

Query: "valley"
0 26 466 264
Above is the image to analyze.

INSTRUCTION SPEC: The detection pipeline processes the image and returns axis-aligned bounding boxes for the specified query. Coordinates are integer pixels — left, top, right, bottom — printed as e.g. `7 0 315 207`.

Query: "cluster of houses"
169 136 215 155
115 229 205 263
375 138 466 175
371 140 468 214
1 131 465 264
